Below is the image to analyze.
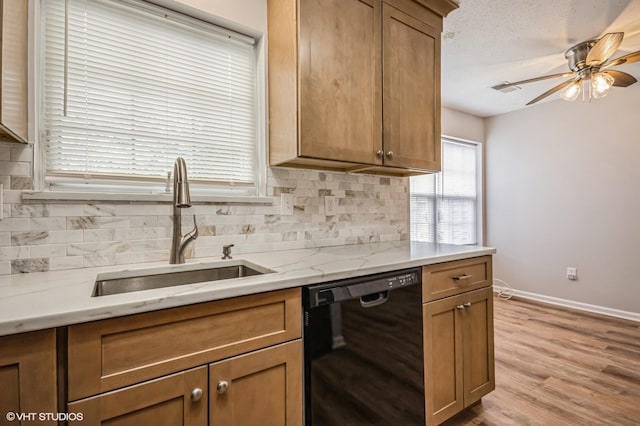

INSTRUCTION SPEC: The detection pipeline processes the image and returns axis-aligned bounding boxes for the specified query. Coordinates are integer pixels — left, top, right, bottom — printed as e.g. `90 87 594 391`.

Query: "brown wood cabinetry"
422 259 495 425
210 340 302 426
68 367 208 426
422 255 492 302
0 0 29 143
268 0 457 175
0 329 57 425
67 289 303 425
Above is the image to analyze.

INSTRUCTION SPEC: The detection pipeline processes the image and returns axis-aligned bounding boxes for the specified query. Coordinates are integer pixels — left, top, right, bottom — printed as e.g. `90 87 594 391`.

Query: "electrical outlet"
324 196 336 215
566 267 577 281
281 193 294 216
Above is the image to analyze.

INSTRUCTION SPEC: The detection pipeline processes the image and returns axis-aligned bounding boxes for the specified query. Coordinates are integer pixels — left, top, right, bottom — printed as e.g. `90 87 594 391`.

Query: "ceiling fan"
493 32 640 105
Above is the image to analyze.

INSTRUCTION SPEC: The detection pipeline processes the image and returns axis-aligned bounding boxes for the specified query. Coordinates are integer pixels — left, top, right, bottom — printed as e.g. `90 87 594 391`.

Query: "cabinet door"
210 340 302 426
461 287 495 406
382 3 441 171
423 295 464 425
68 366 207 425
298 0 382 165
0 330 57 425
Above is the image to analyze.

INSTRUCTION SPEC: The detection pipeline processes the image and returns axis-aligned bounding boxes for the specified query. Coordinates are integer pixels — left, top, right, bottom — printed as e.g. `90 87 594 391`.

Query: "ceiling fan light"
560 81 581 101
592 72 614 98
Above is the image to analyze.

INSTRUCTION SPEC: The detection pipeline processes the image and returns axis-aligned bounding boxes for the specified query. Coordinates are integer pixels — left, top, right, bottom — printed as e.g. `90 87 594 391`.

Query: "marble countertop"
0 241 495 336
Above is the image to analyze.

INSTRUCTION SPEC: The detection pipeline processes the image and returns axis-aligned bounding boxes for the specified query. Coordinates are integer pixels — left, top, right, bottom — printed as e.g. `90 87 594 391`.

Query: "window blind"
410 139 479 245
41 0 257 192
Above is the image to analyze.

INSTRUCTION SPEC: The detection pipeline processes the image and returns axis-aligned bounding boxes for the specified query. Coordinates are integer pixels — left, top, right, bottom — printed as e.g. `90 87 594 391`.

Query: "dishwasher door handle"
360 291 389 308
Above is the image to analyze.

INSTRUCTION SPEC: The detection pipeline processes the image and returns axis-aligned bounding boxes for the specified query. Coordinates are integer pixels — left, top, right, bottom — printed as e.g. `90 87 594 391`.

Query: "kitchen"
1 0 639 425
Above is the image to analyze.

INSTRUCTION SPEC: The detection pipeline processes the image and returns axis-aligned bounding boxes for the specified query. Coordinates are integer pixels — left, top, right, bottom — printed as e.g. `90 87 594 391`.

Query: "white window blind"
41 0 258 193
410 139 479 245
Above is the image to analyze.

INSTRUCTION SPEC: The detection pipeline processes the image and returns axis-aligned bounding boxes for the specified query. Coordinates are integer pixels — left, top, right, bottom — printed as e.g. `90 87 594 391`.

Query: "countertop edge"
0 243 496 336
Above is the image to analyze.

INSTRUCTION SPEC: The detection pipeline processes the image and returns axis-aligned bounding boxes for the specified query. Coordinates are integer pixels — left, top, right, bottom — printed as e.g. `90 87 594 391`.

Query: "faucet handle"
222 244 234 260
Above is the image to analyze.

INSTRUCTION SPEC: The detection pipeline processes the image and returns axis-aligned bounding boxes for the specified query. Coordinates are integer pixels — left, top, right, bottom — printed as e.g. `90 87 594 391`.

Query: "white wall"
442 106 485 142
485 86 640 313
166 0 266 34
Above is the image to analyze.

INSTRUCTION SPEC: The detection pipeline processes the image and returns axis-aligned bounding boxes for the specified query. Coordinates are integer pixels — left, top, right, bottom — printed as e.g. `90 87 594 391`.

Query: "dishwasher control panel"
304 268 421 308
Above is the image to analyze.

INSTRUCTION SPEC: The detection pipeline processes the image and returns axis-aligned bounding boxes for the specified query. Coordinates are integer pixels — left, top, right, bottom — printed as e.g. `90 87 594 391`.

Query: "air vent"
492 82 521 93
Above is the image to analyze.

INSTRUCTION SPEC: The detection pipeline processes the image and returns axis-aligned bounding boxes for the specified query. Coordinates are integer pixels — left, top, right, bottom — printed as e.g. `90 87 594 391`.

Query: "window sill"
21 191 275 205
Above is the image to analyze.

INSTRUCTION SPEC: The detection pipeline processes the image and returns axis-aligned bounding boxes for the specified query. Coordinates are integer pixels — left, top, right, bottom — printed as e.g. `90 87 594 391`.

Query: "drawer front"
68 288 301 401
422 256 492 302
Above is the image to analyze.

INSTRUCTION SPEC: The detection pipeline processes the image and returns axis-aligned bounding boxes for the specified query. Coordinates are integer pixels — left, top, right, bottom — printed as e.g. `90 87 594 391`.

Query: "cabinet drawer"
68 288 301 401
422 256 492 302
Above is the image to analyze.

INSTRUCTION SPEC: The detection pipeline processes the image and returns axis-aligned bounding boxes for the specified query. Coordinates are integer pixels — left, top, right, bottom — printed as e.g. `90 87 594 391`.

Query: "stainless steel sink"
92 260 273 297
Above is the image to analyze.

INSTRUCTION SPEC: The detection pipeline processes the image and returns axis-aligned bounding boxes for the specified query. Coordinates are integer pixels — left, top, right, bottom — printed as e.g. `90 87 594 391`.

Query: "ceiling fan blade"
603 70 638 87
586 32 624 66
526 78 578 106
492 72 576 90
602 51 640 69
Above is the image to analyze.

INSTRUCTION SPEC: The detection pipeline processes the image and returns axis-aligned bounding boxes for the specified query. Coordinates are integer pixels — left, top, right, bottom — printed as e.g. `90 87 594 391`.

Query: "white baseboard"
493 286 640 323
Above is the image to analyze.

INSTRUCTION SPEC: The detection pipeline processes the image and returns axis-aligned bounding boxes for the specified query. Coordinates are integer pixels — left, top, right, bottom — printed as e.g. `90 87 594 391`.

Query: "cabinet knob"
463 302 472 308
216 380 229 394
191 387 203 402
386 151 394 159
376 150 384 159
456 304 466 310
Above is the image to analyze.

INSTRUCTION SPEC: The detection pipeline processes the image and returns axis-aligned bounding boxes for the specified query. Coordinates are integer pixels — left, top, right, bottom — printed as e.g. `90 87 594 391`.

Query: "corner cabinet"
0 0 29 143
66 289 303 426
268 0 457 175
422 256 495 425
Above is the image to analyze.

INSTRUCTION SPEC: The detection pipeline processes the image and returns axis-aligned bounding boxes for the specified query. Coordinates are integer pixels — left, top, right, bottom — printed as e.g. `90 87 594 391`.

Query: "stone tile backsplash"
0 142 409 275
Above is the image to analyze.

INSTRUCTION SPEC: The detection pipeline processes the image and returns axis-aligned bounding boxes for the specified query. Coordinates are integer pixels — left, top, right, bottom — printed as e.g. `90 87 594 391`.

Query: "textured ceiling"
441 0 640 117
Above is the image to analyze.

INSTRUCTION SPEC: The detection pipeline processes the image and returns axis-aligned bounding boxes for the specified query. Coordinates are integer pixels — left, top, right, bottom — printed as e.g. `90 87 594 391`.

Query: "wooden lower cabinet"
0 329 57 425
423 286 495 425
210 340 303 426
68 341 303 426
68 366 207 425
65 289 303 426
67 288 301 401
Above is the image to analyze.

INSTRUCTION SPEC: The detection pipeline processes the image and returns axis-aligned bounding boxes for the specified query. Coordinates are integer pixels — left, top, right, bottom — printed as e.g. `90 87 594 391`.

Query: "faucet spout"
173 157 191 208
170 157 198 264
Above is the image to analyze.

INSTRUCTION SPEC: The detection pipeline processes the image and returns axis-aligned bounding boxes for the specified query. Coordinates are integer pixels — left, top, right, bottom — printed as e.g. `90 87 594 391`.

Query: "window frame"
30 0 268 201
410 136 484 245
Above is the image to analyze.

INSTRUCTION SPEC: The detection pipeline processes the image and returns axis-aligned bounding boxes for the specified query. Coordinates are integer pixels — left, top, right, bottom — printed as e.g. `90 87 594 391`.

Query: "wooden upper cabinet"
268 0 457 175
298 0 381 166
382 1 441 171
0 0 29 143
0 329 58 425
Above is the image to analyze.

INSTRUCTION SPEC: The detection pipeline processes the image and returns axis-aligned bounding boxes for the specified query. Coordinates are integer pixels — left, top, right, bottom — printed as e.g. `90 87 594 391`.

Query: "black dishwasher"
303 268 424 425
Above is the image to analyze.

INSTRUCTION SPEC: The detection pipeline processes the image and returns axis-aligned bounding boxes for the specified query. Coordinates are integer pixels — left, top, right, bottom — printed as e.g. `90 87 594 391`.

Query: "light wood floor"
443 296 640 426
